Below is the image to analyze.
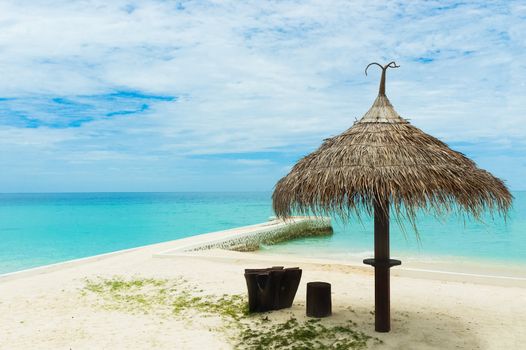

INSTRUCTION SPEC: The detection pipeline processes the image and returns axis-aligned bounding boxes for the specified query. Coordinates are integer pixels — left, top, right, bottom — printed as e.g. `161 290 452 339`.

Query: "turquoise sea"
0 192 524 275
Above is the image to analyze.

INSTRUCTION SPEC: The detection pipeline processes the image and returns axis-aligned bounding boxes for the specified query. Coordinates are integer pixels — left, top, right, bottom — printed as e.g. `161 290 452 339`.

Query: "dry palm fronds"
272 62 512 226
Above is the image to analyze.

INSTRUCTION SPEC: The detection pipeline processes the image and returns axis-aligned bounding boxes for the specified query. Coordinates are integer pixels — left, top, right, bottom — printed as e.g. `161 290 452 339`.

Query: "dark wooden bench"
244 266 302 312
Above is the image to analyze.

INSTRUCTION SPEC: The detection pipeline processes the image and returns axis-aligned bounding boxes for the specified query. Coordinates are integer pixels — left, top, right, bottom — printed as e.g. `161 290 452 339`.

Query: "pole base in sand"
363 258 402 332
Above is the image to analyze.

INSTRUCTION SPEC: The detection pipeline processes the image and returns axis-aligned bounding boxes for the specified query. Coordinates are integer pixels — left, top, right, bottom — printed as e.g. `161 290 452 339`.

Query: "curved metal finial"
365 61 400 96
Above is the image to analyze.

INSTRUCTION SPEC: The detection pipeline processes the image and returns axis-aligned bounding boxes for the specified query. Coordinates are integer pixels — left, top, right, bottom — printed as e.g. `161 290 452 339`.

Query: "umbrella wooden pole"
363 198 401 332
374 198 391 332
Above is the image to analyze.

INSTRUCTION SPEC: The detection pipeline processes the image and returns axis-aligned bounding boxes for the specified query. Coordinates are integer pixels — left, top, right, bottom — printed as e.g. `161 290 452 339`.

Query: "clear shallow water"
0 191 524 274
0 192 272 274
262 192 526 265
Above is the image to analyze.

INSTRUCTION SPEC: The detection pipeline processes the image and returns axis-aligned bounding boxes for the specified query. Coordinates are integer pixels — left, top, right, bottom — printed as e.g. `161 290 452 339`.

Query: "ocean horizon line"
0 190 274 195
1 189 525 195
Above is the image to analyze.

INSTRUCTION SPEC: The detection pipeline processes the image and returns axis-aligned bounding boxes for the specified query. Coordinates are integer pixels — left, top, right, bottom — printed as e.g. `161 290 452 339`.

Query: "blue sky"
0 0 524 192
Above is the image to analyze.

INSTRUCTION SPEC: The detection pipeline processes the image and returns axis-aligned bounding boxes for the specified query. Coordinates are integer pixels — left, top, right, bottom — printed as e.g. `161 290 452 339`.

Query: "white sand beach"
1 221 525 350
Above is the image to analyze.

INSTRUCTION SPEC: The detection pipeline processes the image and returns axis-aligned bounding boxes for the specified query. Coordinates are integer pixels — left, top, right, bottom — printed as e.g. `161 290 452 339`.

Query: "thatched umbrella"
272 62 512 332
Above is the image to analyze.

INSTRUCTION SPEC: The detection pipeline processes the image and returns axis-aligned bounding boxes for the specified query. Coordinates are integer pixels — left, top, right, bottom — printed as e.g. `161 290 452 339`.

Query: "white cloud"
0 0 524 190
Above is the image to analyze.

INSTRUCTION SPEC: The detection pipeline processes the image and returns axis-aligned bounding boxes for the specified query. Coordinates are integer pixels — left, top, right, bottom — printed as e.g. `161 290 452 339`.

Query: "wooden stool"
306 282 332 318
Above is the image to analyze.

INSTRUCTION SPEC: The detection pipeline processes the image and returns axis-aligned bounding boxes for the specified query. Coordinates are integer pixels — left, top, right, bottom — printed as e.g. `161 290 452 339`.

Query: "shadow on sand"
290 305 481 350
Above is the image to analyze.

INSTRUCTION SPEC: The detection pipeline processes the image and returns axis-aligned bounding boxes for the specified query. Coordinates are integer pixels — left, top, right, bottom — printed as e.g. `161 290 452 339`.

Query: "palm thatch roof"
272 62 512 223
